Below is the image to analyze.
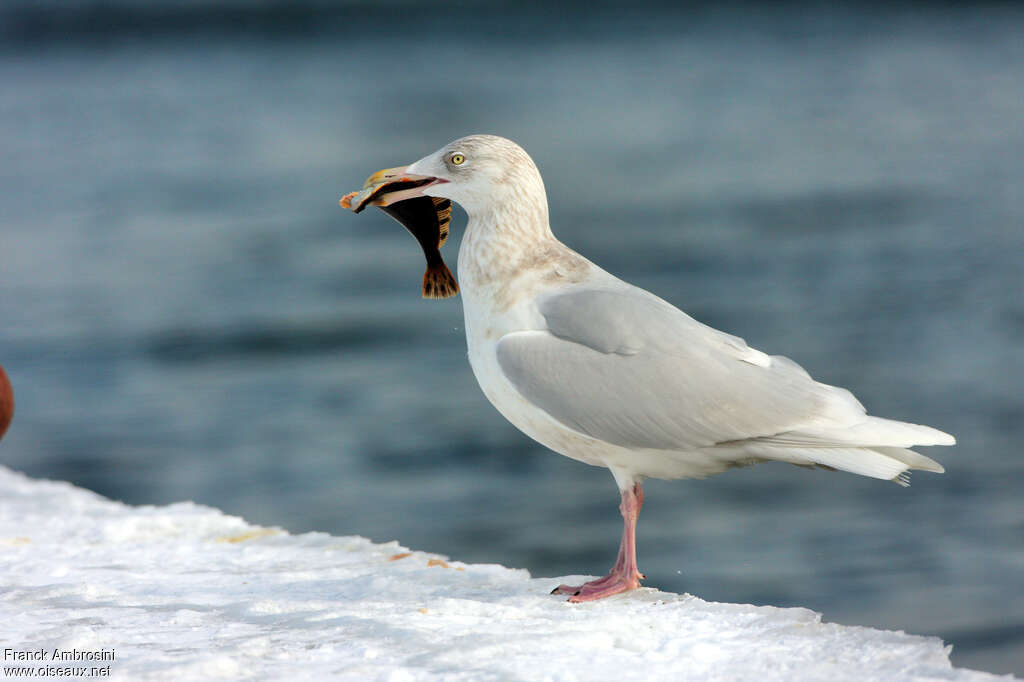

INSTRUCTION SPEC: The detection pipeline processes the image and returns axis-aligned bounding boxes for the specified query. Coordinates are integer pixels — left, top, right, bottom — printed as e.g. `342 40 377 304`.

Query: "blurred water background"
1 0 1022 675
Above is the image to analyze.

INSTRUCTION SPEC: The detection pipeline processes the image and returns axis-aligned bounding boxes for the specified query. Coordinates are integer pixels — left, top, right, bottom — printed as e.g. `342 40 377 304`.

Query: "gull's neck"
456 192 595 326
458 187 556 291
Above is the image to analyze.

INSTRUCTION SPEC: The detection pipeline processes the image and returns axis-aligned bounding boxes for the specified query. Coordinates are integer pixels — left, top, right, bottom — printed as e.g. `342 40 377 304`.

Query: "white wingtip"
816 417 957 449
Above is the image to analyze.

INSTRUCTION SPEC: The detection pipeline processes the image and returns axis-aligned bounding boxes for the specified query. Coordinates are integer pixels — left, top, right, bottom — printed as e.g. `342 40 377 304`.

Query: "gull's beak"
340 165 444 213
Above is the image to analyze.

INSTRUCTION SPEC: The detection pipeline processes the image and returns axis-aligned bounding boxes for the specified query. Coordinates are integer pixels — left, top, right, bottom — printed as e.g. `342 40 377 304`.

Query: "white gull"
378 134 955 602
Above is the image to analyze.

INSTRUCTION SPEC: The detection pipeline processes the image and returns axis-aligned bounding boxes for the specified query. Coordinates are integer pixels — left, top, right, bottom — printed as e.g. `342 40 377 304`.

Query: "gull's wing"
495 287 951 478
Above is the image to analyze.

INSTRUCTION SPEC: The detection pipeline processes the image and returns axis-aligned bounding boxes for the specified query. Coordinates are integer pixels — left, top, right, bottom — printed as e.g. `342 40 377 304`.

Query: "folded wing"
496 287 952 482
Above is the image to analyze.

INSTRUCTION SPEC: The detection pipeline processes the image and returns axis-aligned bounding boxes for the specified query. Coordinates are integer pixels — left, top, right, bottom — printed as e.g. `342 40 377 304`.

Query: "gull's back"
493 264 952 483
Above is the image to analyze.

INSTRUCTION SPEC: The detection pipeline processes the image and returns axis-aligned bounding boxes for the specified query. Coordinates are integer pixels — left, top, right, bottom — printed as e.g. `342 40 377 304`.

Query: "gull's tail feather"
872 446 945 473
800 445 945 484
712 414 952 484
731 444 945 484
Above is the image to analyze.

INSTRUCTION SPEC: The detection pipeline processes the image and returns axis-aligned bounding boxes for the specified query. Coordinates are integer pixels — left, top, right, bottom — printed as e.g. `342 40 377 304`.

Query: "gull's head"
339 134 552 242
397 135 546 218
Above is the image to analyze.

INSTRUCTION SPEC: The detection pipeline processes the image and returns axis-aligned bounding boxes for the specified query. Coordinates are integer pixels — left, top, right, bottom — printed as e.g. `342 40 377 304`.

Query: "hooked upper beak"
340 165 448 212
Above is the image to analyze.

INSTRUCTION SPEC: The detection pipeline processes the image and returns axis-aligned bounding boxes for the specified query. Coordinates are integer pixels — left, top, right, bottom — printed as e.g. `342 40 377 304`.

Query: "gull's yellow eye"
450 153 465 166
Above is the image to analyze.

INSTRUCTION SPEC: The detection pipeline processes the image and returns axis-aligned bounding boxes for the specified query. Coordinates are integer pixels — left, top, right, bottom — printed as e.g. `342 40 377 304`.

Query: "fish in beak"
341 167 457 299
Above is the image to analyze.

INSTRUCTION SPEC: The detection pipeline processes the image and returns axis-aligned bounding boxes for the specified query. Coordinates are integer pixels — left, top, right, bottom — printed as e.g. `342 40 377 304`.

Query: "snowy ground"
0 466 1011 682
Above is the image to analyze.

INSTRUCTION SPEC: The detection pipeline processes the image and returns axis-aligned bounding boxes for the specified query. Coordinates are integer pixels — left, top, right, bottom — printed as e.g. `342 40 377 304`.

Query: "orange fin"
422 263 459 299
432 197 453 247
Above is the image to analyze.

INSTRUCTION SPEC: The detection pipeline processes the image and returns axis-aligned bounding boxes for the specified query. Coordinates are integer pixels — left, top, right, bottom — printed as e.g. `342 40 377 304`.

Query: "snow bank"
0 466 1009 681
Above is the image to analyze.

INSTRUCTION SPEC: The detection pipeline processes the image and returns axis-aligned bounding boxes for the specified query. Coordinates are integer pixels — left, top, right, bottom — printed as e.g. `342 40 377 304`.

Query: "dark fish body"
340 174 458 299
379 196 458 299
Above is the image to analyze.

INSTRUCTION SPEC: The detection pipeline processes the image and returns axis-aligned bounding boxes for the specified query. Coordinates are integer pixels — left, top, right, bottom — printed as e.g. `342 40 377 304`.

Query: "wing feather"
495 287 952 476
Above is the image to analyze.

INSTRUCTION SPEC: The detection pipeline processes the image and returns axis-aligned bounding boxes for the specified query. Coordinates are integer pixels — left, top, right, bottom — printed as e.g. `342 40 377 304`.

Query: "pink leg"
552 482 646 602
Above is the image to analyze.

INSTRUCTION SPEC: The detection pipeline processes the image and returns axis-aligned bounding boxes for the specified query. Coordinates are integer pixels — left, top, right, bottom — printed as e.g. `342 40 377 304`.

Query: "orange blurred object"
0 364 13 441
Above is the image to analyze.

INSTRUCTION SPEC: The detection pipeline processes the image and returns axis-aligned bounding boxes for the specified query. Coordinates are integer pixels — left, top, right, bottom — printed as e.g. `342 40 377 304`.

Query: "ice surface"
0 466 1011 681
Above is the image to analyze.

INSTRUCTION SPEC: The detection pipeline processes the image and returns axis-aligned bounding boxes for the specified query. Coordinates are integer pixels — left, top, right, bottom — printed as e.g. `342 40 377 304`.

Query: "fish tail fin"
422 263 459 299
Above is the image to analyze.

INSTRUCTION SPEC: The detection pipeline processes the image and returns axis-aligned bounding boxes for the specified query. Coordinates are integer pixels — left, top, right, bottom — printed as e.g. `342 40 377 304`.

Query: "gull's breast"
459 269 621 469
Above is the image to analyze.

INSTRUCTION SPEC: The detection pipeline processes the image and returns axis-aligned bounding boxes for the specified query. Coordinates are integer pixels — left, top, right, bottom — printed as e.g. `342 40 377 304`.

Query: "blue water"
2 2 1022 675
